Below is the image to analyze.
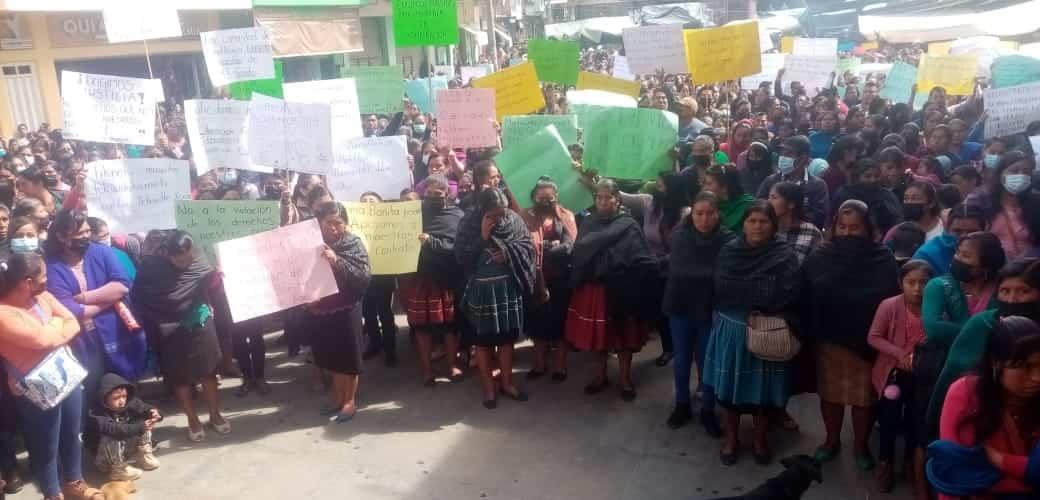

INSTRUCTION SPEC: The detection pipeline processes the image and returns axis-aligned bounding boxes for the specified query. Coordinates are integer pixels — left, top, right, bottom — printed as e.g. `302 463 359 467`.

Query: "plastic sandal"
855 453 876 471
813 444 841 463
209 420 232 435
187 426 205 443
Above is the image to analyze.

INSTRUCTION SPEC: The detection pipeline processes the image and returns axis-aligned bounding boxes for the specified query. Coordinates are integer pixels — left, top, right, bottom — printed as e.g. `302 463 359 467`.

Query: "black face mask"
949 259 977 283
997 300 1040 320
690 155 712 168
903 202 925 221
423 197 446 211
69 237 90 254
535 199 556 212
264 185 283 200
43 176 59 188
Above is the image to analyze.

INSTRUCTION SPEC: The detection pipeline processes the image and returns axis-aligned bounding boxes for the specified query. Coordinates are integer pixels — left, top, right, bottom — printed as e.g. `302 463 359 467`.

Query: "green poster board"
392 0 459 47
343 65 404 114
527 39 580 86
175 200 280 266
992 55 1040 89
496 125 592 213
229 60 284 100
404 77 449 114
582 107 678 180
502 115 579 149
880 61 917 104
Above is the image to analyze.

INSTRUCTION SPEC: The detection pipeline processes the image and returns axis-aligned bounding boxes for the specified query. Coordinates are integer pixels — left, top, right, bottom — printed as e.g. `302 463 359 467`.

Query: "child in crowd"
87 373 161 481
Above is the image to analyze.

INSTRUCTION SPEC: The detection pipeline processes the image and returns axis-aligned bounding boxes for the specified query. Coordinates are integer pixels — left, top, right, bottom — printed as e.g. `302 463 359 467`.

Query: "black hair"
530 176 558 201
899 258 933 282
86 216 107 235
359 191 382 202
890 222 926 258
877 146 905 165
958 232 1007 282
996 258 1040 293
0 251 44 298
162 230 195 257
740 200 778 236
472 160 498 190
314 201 348 224
477 188 509 213
827 135 863 166
831 199 878 241
291 174 322 205
904 181 941 217
15 164 47 184
965 315 1040 442
704 164 744 201
655 172 693 233
11 197 43 220
692 190 720 210
7 216 37 237
851 158 881 183
306 186 333 208
947 203 987 228
0 181 14 210
770 181 807 223
950 165 981 186
44 209 87 256
937 184 963 210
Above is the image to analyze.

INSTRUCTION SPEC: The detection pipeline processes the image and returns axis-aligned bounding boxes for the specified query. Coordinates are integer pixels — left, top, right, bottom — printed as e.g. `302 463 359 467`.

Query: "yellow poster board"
917 54 977 96
780 36 794 54
471 62 546 120
858 41 879 51
928 41 952 56
343 200 423 275
576 71 641 99
683 20 762 84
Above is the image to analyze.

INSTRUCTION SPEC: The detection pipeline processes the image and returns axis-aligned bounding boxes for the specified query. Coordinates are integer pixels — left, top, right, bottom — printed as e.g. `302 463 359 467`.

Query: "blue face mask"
10 237 38 254
1003 173 1031 194
777 155 796 175
983 154 1000 170
220 170 238 185
413 124 427 134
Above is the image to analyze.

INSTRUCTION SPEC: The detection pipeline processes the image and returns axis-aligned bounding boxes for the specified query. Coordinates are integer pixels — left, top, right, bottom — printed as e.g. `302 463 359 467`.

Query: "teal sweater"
926 309 997 429
921 274 996 347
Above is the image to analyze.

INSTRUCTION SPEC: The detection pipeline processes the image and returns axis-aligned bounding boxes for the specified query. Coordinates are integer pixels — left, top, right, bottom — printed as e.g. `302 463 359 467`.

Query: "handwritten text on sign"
61 71 161 146
435 89 497 149
327 136 411 203
283 78 364 145
85 159 191 235
391 0 459 47
683 20 762 84
983 82 1040 139
174 200 279 266
200 27 275 87
472 62 546 120
246 94 333 175
917 54 977 96
344 201 423 275
501 115 579 149
343 65 404 115
215 219 338 323
783 54 838 93
184 99 250 175
621 24 687 75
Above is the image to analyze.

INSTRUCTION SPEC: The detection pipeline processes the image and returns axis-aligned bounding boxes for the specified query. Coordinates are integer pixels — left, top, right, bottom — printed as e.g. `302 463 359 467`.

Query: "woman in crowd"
455 189 535 408
913 203 987 276
720 120 753 161
463 160 520 213
521 177 576 382
406 175 465 385
86 216 136 280
6 216 39 255
703 201 801 465
0 251 103 500
664 191 735 435
804 200 900 469
809 110 840 160
134 230 229 441
903 181 945 241
287 174 324 223
306 202 371 422
867 260 933 493
12 198 49 239
567 180 658 401
768 182 822 264
15 165 62 216
736 141 774 195
358 192 398 366
821 135 863 197
703 165 753 233
973 151 1040 260
933 315 1040 500
834 159 904 236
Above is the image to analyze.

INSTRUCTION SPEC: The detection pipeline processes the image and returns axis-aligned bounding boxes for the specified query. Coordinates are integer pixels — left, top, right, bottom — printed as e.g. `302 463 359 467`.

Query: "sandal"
423 377 437 387
620 387 637 402
550 371 568 383
332 411 356 423
187 425 205 443
499 387 529 402
655 352 674 367
855 452 876 471
720 442 740 466
209 419 232 435
813 443 842 463
63 479 103 500
526 370 545 381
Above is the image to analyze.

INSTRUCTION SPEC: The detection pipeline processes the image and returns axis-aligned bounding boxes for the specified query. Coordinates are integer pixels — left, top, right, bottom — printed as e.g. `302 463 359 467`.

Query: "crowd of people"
0 36 1037 500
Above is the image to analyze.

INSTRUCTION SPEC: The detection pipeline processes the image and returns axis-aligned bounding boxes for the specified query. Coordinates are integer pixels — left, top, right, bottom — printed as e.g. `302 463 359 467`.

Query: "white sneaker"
109 464 143 481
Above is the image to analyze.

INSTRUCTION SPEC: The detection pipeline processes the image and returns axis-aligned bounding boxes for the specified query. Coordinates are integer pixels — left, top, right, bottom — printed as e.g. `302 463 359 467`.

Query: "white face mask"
777 155 796 175
1003 173 1031 194
10 236 38 253
984 153 1000 170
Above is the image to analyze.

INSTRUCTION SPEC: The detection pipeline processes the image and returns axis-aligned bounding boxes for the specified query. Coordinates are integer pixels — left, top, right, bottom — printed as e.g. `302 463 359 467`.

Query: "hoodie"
84 373 156 451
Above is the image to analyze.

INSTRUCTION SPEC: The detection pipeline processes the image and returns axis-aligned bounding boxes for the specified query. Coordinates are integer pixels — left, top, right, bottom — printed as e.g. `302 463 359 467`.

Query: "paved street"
13 324 911 499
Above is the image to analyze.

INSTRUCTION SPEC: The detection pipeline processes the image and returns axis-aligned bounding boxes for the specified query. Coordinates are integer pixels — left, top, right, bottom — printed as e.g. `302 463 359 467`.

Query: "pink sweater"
0 293 82 390
867 295 926 395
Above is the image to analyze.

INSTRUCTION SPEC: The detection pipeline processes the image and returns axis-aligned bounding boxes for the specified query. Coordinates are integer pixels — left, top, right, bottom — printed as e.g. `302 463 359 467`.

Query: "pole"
486 0 498 71
143 39 154 79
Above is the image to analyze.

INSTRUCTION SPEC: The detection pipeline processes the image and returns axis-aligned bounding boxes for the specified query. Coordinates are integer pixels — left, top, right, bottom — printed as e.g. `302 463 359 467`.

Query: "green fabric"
714 151 729 164
927 309 997 429
718 194 754 232
921 275 972 346
181 302 212 331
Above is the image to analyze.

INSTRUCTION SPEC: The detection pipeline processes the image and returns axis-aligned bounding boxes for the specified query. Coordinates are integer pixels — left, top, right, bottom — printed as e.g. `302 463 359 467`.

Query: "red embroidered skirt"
399 275 455 327
565 283 648 353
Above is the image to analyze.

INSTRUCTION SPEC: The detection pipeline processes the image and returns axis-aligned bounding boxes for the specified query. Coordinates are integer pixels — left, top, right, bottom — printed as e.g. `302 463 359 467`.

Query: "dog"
100 480 137 500
709 455 822 500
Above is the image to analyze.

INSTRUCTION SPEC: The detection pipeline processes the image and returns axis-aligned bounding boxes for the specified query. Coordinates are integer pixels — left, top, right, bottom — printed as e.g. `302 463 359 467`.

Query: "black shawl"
832 183 904 235
455 208 537 297
801 236 900 359
328 233 371 305
571 210 659 320
714 237 800 315
133 254 214 324
418 202 465 289
663 219 737 322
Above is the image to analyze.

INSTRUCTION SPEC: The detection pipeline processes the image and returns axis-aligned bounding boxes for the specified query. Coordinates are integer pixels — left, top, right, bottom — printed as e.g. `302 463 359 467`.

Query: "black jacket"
84 373 157 451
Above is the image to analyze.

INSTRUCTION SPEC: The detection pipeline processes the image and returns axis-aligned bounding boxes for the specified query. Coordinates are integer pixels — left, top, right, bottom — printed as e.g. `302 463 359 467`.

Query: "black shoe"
620 387 637 402
3 471 24 494
583 379 609 395
526 370 545 380
753 447 773 466
655 352 674 367
500 388 529 402
550 371 568 383
362 344 382 361
255 379 272 395
384 354 397 367
700 408 723 438
666 403 693 429
720 448 738 466
235 381 252 398
482 398 498 409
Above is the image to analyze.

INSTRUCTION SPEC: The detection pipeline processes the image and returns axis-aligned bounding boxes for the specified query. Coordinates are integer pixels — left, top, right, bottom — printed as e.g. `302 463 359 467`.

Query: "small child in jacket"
87 373 161 481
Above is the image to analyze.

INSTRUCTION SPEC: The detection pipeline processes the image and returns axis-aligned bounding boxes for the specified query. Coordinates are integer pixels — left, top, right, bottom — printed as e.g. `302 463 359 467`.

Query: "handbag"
746 311 801 362
5 346 87 411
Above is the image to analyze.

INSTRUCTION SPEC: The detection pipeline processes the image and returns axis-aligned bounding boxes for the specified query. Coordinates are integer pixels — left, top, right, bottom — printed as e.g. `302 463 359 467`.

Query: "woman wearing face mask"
456 189 536 408
134 231 229 441
737 141 774 195
979 137 1007 182
15 165 62 216
522 177 576 382
0 252 105 500
768 182 822 265
804 200 900 470
403 175 465 385
902 181 944 241
834 159 904 236
6 216 39 256
663 191 736 434
971 151 1040 260
932 316 1040 500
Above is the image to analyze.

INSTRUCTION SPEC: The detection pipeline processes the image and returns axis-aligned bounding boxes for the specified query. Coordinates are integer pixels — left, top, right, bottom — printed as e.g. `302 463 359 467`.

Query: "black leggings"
233 319 266 381
877 370 916 461
363 276 398 355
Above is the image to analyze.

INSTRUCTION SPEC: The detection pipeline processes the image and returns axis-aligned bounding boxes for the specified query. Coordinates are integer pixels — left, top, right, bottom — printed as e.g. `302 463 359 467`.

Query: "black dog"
708 455 823 500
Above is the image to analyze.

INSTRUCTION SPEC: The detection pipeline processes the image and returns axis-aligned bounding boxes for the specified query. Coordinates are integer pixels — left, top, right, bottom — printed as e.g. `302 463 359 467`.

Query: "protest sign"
247 94 333 174
612 55 634 80
621 24 687 75
102 5 181 43
472 63 546 120
436 89 497 149
741 53 785 89
567 90 637 129
175 200 279 265
343 201 423 275
683 20 761 84
215 219 338 323
527 39 580 85
759 22 774 53
991 55 1040 89
283 78 364 143
917 54 977 96
229 60 283 100
327 136 411 203
836 57 862 77
184 99 250 175
85 159 190 235
928 41 952 56
983 82 1040 139
502 115 579 149
61 71 161 146
343 65 404 114
783 54 838 93
200 27 275 87
461 65 491 82
576 71 641 99
780 36 794 54
433 65 455 77
404 77 449 114
583 107 678 180
392 0 458 47
880 61 918 103
495 125 592 213
793 37 838 56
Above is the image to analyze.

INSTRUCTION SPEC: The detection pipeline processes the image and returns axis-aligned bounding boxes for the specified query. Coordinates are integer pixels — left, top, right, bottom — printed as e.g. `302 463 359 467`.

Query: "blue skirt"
702 311 790 410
